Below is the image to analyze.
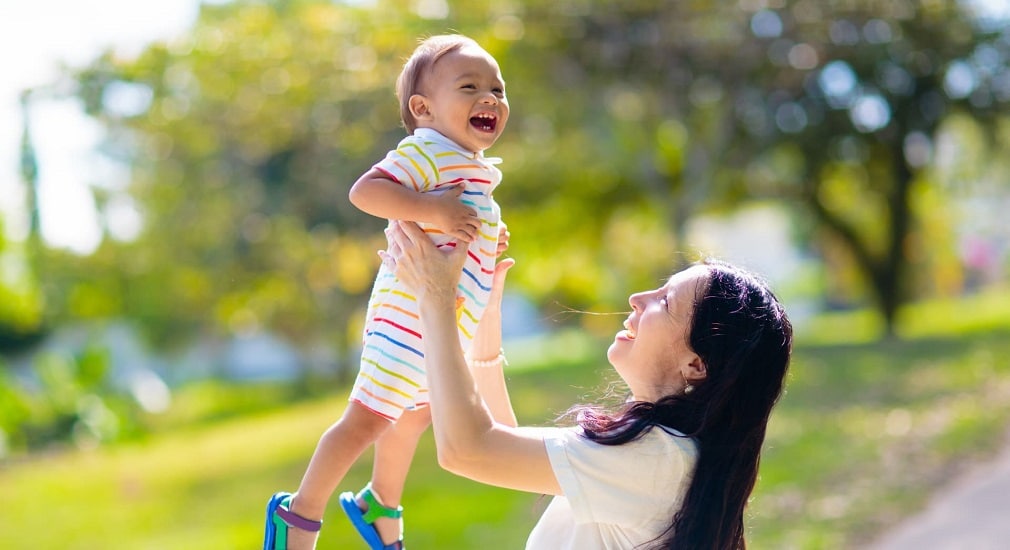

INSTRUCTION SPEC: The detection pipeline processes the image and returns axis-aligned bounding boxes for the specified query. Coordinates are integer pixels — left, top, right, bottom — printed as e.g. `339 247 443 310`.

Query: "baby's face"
414 45 509 153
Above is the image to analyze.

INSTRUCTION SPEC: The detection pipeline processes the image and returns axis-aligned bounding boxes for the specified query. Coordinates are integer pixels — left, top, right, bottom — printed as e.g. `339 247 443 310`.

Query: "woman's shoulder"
541 425 697 528
650 426 699 457
544 425 697 466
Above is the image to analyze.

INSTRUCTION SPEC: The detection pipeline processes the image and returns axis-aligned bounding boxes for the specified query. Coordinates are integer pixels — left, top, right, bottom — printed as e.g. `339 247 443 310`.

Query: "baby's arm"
349 167 481 242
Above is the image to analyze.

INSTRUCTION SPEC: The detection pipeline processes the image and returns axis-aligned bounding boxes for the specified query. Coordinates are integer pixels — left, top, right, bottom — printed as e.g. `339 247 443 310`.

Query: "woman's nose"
628 293 642 311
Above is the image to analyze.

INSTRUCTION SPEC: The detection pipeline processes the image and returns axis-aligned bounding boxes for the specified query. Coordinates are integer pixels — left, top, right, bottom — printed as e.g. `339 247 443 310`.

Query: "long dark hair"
576 260 793 549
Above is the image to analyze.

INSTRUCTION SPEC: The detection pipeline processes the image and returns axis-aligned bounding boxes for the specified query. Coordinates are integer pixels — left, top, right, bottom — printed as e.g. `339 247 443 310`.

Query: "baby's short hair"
396 34 481 133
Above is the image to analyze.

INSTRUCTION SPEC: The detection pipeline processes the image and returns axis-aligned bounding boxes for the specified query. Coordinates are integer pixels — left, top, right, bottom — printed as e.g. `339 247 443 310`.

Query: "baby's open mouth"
470 113 497 132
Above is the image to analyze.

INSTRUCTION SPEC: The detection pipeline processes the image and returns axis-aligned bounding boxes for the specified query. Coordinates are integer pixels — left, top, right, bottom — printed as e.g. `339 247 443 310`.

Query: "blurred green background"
2 0 1010 548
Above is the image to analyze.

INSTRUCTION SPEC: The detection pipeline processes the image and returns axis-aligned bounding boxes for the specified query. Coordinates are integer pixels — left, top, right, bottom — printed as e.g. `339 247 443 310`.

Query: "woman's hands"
381 221 558 496
495 222 510 258
485 256 514 315
380 220 469 305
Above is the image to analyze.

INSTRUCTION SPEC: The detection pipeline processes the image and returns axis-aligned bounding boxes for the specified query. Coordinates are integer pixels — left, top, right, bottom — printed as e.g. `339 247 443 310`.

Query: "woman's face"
607 265 709 401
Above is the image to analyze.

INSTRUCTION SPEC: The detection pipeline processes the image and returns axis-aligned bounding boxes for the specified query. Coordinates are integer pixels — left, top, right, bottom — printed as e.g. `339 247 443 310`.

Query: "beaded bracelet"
467 349 508 369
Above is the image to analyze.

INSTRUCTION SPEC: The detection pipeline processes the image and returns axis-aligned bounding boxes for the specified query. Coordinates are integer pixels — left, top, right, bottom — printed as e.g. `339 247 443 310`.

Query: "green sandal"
263 492 322 549
338 483 404 550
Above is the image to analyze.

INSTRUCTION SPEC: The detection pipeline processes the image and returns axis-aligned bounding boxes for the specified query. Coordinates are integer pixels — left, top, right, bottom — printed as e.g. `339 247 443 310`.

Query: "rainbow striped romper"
349 128 504 421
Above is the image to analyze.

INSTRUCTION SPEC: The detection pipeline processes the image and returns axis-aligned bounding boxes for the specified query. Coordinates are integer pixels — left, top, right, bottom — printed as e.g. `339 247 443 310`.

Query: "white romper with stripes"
349 127 503 421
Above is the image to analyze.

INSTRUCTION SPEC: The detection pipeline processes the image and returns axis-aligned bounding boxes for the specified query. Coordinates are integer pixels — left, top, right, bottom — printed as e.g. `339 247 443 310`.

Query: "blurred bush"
0 344 145 458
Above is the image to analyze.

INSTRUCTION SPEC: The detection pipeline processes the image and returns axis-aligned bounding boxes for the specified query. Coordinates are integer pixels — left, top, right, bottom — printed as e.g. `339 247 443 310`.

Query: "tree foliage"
71 1 412 355
0 231 45 352
502 0 1010 334
43 0 1010 354
716 0 1009 334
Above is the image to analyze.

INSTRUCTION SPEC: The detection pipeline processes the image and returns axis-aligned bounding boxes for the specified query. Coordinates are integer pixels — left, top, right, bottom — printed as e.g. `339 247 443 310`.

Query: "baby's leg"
287 402 393 550
366 406 433 545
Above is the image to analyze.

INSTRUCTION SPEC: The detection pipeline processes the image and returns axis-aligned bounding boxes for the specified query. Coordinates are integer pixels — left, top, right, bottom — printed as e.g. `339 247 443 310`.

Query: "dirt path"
868 435 1010 550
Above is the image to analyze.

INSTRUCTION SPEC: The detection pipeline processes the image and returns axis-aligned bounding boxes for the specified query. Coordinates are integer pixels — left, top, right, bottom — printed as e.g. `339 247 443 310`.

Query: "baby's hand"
495 222 510 257
431 185 480 242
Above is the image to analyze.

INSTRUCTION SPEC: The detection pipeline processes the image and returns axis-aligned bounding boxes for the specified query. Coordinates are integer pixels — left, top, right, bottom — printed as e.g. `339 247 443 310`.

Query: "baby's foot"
284 497 322 550
284 528 319 550
357 496 403 548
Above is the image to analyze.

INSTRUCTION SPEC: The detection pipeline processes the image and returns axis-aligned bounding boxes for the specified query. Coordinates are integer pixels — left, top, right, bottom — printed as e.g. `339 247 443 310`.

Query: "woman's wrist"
479 307 502 321
467 349 507 369
418 286 458 310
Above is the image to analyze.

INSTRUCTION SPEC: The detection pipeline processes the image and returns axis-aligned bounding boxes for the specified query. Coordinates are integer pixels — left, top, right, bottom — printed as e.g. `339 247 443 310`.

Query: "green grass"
1 290 1009 549
750 287 1010 548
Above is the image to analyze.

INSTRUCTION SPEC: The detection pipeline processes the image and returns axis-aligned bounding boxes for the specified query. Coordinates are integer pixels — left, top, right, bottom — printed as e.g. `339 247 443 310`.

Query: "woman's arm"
468 223 516 427
468 259 518 428
385 221 561 496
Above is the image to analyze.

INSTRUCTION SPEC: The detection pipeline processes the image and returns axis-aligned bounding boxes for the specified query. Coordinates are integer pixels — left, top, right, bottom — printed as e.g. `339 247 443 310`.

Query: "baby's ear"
409 94 432 120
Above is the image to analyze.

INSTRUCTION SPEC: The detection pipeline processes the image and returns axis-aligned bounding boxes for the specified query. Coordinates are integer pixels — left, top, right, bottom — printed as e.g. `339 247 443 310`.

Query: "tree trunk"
875 144 915 338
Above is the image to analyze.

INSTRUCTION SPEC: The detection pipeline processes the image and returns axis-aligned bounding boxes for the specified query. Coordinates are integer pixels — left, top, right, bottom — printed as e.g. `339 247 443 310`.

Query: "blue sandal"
263 492 323 550
339 483 404 550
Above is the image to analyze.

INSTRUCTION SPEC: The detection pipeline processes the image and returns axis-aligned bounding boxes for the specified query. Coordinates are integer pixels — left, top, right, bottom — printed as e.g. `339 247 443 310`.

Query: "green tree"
0 92 46 353
64 0 1008 351
723 0 1009 335
70 1 394 360
0 225 46 353
504 0 1009 335
67 0 536 363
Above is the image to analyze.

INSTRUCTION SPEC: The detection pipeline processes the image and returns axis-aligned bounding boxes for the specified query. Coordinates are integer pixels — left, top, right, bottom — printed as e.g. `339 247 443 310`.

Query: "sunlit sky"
1 0 1008 255
0 0 201 254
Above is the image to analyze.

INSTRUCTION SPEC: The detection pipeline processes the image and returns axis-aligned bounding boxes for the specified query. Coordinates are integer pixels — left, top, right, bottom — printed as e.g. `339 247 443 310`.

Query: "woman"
383 220 792 550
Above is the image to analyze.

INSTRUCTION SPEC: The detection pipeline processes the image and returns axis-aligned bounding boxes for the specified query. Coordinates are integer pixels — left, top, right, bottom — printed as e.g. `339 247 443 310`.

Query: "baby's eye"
461 83 476 90
493 87 505 95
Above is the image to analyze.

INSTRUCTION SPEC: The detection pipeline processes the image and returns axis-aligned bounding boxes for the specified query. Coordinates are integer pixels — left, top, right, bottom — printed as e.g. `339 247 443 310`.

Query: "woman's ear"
684 356 707 384
409 94 432 121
